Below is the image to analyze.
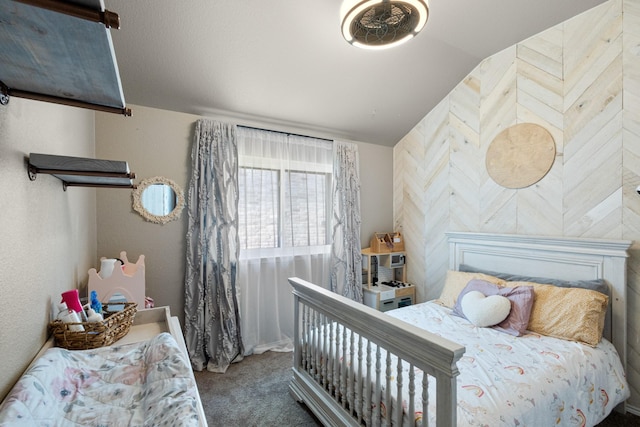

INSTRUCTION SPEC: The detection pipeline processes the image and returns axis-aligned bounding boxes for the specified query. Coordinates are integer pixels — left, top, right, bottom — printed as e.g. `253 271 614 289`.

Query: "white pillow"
461 291 511 327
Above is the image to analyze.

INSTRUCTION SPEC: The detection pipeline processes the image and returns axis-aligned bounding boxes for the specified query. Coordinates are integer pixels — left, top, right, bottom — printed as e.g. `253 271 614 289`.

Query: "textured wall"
95 106 196 325
394 0 640 409
0 99 96 400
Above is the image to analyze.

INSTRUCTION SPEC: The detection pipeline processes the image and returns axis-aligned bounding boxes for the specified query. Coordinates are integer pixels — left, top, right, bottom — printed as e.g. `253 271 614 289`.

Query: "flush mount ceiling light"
340 0 429 50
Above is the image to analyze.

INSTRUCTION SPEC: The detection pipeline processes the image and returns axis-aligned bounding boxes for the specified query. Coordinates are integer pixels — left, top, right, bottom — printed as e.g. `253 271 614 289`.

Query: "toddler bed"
288 232 632 427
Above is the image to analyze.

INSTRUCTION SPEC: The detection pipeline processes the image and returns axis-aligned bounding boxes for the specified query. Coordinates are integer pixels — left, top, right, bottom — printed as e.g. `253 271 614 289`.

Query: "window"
283 170 328 247
237 127 332 253
238 167 279 248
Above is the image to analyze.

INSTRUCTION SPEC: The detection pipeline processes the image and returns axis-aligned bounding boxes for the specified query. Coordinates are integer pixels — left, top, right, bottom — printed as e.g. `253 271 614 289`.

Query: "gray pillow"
458 264 610 297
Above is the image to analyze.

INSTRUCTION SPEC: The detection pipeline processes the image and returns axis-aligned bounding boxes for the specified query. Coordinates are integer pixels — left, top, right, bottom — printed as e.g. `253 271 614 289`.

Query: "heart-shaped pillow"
460 290 511 327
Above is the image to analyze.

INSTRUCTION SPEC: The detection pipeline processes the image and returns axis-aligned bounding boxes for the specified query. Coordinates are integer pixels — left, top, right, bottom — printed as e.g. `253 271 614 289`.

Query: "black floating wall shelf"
28 153 136 191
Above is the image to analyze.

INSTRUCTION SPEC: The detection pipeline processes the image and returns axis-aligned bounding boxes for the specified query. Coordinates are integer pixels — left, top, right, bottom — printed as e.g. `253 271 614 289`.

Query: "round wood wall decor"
486 123 556 189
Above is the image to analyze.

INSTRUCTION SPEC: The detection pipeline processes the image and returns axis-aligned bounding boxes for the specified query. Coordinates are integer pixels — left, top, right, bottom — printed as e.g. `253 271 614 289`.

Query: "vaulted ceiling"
107 0 605 146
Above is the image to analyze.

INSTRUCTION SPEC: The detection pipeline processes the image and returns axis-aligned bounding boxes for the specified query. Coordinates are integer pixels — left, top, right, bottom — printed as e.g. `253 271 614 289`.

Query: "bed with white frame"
288 232 632 427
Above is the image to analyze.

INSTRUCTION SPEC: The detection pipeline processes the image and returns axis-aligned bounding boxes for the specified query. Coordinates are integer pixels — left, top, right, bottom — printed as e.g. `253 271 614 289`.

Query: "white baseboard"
626 404 640 416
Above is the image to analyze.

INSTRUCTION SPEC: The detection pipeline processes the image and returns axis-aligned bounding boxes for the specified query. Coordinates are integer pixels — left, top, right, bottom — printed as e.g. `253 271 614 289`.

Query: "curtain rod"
237 125 333 143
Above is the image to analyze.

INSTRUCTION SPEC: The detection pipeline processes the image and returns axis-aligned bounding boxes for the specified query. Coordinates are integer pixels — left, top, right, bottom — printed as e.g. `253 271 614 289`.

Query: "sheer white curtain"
236 127 333 355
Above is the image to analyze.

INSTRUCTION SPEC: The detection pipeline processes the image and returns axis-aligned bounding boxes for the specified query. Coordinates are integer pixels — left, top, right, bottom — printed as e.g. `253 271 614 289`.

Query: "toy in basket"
49 302 137 350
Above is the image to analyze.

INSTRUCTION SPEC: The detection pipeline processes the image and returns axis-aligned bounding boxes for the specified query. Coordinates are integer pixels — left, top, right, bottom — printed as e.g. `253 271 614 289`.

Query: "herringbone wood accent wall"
393 0 640 409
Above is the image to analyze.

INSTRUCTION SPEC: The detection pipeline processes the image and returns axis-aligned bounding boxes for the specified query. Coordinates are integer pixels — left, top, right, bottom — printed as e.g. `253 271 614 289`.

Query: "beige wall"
0 98 96 400
95 106 195 325
394 0 640 410
95 105 395 325
358 142 395 246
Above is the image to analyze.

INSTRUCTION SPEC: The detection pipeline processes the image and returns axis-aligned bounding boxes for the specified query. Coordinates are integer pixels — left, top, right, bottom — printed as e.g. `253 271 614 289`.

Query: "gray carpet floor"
194 350 640 427
194 351 320 427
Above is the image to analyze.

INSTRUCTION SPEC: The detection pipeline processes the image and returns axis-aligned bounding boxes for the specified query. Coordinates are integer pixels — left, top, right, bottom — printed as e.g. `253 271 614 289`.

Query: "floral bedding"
313 302 629 427
0 332 200 426
385 302 629 426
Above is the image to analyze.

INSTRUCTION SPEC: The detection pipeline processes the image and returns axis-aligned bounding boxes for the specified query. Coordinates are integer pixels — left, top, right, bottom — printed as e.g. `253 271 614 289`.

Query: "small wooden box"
370 232 405 253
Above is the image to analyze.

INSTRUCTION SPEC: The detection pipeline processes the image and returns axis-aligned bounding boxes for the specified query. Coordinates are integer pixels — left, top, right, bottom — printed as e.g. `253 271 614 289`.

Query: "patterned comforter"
386 302 630 426
0 332 200 426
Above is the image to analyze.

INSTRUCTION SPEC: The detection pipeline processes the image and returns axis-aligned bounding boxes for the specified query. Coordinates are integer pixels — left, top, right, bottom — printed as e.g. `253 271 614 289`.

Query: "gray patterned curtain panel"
330 141 363 302
184 119 244 373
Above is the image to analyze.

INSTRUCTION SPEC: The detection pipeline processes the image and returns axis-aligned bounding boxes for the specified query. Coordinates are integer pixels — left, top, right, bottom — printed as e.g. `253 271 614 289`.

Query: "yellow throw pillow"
512 281 609 347
437 271 506 308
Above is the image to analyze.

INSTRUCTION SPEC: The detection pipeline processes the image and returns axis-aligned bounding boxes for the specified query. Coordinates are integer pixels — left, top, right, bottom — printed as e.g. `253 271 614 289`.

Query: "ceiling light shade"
340 0 429 50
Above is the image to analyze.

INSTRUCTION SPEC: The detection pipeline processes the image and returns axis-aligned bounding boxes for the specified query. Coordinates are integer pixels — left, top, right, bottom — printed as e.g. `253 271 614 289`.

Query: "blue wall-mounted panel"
0 0 126 109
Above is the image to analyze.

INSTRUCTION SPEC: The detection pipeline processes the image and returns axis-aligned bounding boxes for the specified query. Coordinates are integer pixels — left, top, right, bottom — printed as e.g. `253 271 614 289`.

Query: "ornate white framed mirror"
132 176 185 224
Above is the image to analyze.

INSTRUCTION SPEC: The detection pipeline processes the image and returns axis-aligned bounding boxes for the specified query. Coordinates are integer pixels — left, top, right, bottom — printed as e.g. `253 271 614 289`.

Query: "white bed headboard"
446 232 631 374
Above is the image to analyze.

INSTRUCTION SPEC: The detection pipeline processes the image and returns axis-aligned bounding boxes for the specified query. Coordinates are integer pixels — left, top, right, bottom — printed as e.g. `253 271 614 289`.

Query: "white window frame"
238 155 332 257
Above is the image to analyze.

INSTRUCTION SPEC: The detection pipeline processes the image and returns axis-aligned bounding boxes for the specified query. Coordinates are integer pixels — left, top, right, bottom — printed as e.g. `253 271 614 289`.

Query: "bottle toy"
57 302 84 332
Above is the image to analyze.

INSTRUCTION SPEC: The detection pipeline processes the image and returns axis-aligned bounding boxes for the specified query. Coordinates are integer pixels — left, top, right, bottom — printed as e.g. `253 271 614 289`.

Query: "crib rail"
289 277 465 427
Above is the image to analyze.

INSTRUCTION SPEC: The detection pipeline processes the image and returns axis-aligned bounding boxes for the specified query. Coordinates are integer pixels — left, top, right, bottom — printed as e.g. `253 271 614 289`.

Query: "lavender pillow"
452 279 534 336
